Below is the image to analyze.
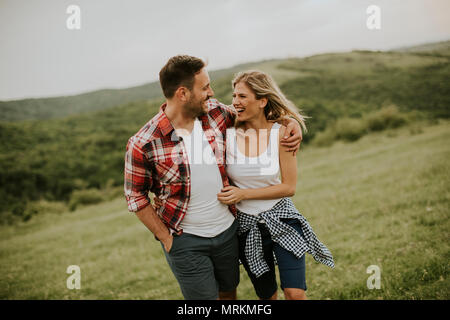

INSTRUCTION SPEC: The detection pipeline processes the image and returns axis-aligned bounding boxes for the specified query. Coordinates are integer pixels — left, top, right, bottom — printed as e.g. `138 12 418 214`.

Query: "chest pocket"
155 161 184 184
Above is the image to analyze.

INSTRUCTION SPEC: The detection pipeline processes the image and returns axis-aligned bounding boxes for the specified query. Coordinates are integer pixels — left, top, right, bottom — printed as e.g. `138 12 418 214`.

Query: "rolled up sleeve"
124 137 152 212
222 103 237 127
208 99 237 128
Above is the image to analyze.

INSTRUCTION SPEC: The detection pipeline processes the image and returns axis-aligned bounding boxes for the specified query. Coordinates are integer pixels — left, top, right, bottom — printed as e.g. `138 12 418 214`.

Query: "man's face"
184 68 214 117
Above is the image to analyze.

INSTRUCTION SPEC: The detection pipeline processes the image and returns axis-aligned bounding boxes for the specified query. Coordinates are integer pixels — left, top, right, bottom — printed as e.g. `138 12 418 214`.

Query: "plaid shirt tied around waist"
237 197 335 278
124 99 237 234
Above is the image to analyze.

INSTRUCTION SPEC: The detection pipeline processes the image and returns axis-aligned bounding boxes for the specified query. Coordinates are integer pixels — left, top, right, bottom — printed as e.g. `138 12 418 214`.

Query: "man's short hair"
159 55 205 98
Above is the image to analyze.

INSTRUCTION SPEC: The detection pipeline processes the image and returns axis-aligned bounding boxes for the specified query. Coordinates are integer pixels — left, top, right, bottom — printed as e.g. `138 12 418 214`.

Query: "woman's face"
232 81 266 122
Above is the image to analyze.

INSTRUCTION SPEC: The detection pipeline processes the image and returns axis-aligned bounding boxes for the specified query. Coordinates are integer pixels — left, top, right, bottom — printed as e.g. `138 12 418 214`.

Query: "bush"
312 105 412 146
409 124 424 135
312 128 336 147
3 202 33 223
11 202 26 217
68 188 104 211
334 117 368 142
365 105 408 131
26 200 67 216
0 212 20 225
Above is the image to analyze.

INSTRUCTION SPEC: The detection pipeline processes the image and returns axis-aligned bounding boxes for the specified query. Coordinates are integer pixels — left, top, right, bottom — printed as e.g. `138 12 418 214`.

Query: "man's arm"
135 204 173 253
278 117 303 155
124 137 172 252
213 98 302 154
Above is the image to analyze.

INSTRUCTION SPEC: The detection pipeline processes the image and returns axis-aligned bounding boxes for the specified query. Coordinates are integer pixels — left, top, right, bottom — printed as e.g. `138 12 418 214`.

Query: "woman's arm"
217 126 298 204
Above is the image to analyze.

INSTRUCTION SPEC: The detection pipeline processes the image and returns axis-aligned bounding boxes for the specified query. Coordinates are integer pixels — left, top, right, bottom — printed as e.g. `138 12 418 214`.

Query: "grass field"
0 119 449 300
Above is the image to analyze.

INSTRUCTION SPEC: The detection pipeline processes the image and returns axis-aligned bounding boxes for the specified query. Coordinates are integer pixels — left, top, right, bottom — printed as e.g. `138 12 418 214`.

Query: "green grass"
1 120 449 300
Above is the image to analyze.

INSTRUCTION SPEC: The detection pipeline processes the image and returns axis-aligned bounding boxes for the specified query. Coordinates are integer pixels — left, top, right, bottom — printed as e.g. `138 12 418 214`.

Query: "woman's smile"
236 107 245 115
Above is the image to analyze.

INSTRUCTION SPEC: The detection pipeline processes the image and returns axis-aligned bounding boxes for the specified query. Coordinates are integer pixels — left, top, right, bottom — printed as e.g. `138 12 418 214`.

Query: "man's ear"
175 86 190 102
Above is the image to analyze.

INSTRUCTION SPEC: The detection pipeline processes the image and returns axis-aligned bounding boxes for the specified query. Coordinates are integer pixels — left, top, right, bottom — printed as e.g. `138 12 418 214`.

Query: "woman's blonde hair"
232 70 308 133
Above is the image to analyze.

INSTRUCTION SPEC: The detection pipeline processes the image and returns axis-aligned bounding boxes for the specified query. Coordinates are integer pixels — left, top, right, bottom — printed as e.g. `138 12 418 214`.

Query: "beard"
184 94 208 118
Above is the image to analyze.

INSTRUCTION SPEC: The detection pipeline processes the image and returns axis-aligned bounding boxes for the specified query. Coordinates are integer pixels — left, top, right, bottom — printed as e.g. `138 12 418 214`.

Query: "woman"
217 70 334 300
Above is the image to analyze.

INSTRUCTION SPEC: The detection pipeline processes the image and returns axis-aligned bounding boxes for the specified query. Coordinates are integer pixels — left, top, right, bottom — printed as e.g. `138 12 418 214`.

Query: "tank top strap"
225 126 238 158
267 122 281 153
271 122 282 130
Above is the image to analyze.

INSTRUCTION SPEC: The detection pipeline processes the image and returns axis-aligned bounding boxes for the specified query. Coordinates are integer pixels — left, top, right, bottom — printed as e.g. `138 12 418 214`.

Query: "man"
124 55 302 300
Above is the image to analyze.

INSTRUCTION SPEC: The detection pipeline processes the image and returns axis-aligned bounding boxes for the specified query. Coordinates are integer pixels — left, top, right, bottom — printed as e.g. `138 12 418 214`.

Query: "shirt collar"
158 103 176 137
157 102 212 138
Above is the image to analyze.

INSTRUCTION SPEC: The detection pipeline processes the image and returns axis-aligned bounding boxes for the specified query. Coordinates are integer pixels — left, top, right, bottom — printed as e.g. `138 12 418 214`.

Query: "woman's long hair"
232 70 308 133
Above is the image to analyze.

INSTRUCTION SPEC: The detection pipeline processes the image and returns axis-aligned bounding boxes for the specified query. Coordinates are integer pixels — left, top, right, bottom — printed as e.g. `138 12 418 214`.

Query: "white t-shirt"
226 123 282 215
177 119 235 237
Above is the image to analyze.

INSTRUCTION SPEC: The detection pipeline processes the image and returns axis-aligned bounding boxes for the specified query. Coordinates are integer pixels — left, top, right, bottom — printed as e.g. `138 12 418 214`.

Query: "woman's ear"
259 97 268 110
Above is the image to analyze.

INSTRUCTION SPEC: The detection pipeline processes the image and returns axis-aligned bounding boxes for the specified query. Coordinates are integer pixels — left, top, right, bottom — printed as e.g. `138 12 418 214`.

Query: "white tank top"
226 123 282 215
177 119 235 237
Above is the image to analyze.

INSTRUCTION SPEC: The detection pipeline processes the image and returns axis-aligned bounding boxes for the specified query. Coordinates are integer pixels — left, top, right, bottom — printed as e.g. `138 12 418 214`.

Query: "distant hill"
392 40 450 56
1 40 449 122
0 82 163 122
0 40 449 218
0 60 281 122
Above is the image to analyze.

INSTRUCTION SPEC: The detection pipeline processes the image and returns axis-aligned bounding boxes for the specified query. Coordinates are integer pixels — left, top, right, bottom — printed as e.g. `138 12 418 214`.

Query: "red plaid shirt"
124 98 237 234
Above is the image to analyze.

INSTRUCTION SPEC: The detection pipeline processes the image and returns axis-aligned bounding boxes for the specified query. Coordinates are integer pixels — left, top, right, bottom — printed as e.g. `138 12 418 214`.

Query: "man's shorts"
162 219 240 300
238 218 307 299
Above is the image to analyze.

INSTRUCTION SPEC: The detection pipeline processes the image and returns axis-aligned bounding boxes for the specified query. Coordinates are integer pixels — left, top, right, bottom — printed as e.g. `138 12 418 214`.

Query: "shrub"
312 128 336 147
409 124 424 135
312 105 411 146
0 212 19 225
26 200 68 216
68 188 104 211
365 105 408 131
334 117 368 142
6 202 33 223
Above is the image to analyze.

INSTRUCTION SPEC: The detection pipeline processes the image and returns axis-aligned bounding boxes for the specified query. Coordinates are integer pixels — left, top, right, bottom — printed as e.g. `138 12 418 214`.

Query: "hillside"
0 60 283 122
0 82 162 122
1 40 448 122
393 40 450 56
1 119 448 299
0 40 449 217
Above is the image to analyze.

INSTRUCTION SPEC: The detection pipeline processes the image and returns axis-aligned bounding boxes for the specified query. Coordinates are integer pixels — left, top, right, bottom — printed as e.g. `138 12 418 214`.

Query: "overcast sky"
0 0 449 100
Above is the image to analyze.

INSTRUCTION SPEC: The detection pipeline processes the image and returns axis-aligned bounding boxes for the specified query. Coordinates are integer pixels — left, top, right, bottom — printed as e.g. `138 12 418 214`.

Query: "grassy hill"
0 119 448 299
0 60 287 122
1 40 449 123
393 39 450 56
0 40 449 219
0 82 162 122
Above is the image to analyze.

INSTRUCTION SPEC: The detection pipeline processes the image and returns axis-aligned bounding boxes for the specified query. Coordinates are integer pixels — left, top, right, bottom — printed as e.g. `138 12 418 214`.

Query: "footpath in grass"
0 120 448 299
